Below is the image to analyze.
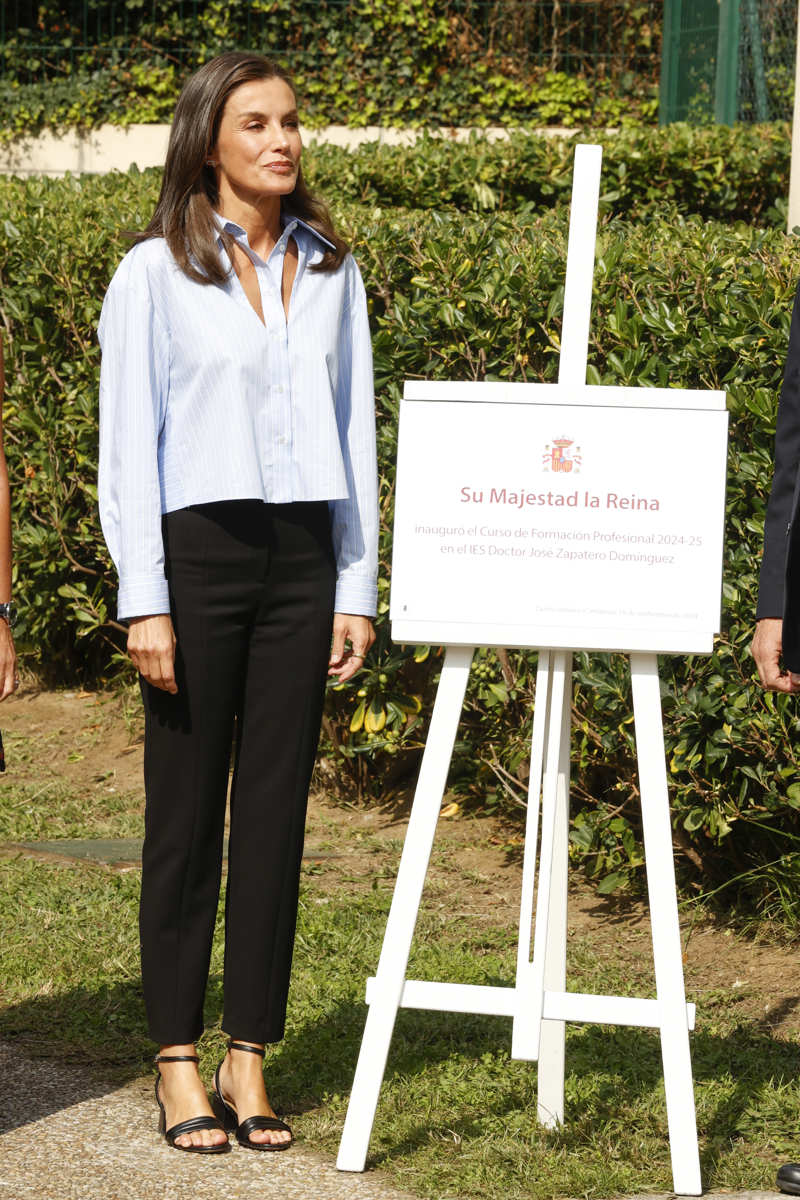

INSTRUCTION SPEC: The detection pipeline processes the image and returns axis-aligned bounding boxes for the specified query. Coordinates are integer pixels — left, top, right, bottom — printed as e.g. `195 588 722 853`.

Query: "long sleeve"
98 227 378 621
329 257 379 616
757 281 800 620
98 258 171 621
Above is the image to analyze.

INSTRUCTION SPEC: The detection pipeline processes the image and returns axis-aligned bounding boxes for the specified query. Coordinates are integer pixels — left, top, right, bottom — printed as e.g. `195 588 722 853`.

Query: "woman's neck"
215 187 283 260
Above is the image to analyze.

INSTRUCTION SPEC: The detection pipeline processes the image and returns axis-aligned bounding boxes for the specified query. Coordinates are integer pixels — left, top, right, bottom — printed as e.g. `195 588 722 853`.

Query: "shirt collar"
285 214 337 251
212 210 336 253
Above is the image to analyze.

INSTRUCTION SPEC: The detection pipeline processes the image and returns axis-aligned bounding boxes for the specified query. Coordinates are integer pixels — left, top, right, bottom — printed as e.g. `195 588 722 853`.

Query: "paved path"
0 1043 785 1200
0 1042 415 1200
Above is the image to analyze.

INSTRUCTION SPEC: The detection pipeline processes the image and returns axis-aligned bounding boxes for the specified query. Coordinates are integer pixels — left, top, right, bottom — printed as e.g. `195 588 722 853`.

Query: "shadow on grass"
2 973 799 1176
275 989 800 1169
0 979 151 1133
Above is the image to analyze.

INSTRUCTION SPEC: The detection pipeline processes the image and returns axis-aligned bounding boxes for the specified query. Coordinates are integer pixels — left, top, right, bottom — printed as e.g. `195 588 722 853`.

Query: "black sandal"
212 1041 294 1152
154 1053 230 1154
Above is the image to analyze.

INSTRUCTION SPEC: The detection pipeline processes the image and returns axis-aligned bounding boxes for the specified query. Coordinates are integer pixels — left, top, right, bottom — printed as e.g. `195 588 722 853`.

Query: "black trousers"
139 500 336 1045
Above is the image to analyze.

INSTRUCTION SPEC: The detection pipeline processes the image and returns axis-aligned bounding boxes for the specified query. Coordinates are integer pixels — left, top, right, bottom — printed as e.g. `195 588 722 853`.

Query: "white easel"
337 145 705 1195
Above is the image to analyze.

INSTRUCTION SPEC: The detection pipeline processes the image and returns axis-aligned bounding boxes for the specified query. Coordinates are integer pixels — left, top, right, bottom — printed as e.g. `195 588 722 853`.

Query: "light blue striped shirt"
98 214 378 620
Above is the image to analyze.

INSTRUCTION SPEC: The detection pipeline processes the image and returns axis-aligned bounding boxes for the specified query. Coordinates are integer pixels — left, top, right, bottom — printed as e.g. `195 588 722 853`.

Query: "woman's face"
210 76 302 203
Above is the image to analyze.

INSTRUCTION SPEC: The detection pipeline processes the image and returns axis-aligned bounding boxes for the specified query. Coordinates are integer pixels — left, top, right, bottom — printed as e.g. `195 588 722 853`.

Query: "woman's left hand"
328 613 375 683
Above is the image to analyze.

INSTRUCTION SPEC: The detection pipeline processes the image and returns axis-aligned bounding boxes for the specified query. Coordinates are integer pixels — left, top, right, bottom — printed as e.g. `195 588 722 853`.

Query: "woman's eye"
247 122 263 130
284 119 299 128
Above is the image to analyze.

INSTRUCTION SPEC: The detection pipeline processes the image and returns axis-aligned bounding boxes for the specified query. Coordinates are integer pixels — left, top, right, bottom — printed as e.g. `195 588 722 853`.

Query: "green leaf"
597 872 627 895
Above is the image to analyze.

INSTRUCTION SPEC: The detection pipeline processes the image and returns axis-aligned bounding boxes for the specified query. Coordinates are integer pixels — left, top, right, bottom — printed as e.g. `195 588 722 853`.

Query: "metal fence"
6 0 791 124
0 0 662 101
738 0 796 121
660 0 796 122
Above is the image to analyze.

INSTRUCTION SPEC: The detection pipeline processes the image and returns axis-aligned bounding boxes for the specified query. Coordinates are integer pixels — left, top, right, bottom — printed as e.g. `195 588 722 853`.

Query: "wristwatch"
0 602 16 627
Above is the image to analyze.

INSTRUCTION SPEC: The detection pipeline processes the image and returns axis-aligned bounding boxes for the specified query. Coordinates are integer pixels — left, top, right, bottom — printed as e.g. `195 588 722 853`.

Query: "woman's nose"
268 121 290 149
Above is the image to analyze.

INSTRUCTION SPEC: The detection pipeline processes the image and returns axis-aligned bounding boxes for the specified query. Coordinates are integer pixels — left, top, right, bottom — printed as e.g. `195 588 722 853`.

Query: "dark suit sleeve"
756 281 800 620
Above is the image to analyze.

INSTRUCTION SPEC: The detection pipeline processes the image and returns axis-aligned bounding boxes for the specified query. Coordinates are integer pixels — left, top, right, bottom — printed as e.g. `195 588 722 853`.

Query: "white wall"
0 123 577 176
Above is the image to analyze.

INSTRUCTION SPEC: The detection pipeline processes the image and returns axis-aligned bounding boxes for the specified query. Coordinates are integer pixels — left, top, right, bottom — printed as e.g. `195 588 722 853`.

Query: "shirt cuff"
334 574 378 617
117 574 171 622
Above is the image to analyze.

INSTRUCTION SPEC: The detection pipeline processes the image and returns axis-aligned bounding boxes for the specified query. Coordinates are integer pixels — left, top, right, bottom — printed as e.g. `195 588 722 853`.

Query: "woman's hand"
128 614 178 694
0 619 17 700
328 613 375 683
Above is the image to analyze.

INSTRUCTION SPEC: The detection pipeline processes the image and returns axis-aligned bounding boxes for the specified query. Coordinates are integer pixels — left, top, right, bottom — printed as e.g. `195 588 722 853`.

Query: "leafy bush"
345 205 800 917
0 169 160 677
305 123 791 226
2 151 800 919
0 0 660 137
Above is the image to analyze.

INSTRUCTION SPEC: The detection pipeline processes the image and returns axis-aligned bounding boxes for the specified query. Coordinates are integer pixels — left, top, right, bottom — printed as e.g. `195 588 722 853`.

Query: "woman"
98 53 378 1154
0 337 17 702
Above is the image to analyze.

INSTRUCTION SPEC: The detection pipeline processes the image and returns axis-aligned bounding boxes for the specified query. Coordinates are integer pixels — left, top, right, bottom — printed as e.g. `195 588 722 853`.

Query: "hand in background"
0 620 16 700
751 617 800 693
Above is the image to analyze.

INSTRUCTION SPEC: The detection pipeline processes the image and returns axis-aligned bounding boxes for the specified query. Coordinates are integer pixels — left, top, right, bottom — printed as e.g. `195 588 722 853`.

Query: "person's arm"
0 336 17 700
328 256 378 682
98 257 177 693
753 280 800 692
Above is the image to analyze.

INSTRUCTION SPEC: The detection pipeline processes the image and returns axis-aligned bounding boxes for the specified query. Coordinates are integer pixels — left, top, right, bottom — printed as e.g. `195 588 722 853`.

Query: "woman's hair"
134 52 348 282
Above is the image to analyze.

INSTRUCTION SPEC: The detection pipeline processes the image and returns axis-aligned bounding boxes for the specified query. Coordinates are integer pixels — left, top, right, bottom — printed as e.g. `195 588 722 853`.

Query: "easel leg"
630 652 702 1196
337 644 474 1172
512 651 551 1060
513 651 571 1112
537 653 572 1127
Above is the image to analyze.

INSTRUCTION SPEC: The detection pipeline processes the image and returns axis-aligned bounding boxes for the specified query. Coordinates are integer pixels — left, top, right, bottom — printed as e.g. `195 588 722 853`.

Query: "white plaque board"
390 381 728 654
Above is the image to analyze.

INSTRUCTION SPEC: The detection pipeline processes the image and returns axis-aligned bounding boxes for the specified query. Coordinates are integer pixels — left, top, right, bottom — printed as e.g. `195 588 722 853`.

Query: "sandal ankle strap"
228 1040 265 1058
154 1054 199 1064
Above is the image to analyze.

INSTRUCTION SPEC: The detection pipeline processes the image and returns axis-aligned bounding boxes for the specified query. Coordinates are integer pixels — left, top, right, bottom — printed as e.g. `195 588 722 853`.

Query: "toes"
250 1128 290 1145
174 1129 227 1149
200 1129 226 1148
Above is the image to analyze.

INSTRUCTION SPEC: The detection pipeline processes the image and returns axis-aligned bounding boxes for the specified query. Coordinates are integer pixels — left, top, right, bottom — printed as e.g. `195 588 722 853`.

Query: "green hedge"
1 151 799 919
0 0 659 137
305 124 791 226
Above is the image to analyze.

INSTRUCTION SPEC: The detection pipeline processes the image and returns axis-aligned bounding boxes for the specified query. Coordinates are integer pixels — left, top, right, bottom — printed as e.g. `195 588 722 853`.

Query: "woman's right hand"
128 614 178 693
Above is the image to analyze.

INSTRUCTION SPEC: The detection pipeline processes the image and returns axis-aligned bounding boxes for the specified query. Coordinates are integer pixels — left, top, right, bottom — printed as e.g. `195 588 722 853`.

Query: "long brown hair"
135 52 348 283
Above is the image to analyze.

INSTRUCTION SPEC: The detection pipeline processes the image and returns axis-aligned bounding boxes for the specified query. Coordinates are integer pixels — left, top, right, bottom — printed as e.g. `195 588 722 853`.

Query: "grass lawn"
1 849 796 1199
0 691 797 1198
